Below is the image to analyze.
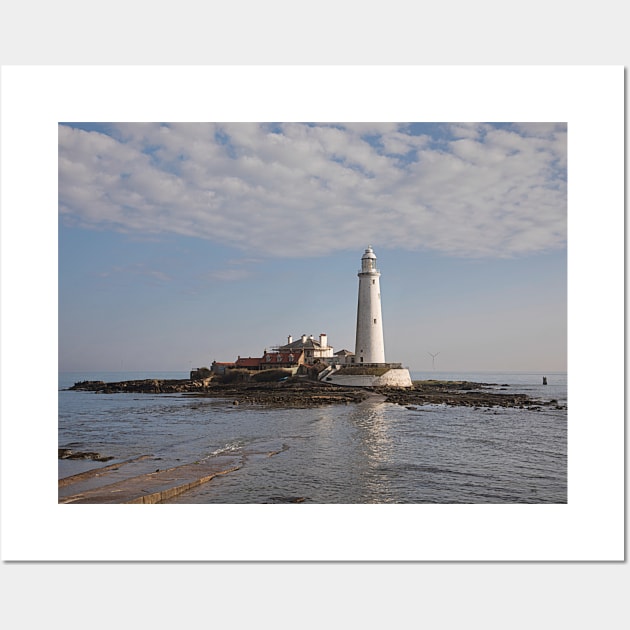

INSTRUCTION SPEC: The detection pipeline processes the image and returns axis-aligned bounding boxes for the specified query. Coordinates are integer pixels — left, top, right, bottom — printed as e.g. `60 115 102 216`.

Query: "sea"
58 370 567 504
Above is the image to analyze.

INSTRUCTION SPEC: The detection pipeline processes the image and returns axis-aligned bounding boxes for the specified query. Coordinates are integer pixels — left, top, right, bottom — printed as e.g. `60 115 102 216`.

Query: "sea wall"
326 368 412 388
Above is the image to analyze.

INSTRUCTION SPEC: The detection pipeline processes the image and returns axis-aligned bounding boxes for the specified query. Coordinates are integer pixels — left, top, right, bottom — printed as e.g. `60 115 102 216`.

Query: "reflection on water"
349 400 391 459
346 400 395 503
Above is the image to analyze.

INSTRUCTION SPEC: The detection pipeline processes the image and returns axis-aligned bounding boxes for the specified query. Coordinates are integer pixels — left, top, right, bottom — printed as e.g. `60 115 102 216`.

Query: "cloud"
58 122 567 258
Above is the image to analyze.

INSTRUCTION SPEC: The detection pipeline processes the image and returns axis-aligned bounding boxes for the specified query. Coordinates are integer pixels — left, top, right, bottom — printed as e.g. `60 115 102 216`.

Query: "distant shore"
67 377 565 410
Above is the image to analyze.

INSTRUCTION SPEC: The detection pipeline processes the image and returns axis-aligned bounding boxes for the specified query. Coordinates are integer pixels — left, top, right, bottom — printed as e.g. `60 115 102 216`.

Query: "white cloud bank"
58 122 566 258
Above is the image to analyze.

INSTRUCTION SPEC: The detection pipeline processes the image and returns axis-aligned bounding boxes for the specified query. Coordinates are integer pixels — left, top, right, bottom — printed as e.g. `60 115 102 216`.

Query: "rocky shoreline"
67 377 564 410
68 378 371 407
376 380 565 410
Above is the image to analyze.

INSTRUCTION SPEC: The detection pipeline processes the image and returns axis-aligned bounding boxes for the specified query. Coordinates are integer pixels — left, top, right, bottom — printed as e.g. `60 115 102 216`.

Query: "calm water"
58 371 567 503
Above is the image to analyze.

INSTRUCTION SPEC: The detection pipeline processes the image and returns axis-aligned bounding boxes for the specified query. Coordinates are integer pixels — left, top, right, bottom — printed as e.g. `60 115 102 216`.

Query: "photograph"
57 121 567 505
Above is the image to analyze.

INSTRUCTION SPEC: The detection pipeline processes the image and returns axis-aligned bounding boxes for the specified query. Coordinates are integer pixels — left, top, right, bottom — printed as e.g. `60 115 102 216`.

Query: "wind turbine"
428 352 440 370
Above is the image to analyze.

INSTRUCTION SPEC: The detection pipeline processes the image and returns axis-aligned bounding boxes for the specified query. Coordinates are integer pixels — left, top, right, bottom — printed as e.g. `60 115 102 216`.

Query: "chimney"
301 334 307 343
288 335 293 344
319 333 328 347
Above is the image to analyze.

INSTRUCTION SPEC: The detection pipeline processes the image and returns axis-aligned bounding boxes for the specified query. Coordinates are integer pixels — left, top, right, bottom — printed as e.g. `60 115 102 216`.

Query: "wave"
208 440 245 457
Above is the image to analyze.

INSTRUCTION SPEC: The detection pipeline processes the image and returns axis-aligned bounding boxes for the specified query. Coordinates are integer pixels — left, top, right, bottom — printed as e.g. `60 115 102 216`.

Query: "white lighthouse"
325 245 411 388
355 246 386 364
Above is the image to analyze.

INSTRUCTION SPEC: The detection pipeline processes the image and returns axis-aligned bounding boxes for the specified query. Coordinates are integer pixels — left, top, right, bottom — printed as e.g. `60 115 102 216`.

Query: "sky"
58 121 567 374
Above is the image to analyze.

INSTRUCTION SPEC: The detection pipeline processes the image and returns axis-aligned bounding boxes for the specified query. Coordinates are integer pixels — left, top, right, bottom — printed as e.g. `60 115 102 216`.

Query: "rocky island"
67 374 564 410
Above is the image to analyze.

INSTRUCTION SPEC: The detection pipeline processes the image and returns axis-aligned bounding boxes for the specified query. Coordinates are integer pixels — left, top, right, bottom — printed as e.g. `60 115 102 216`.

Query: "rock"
58 448 113 461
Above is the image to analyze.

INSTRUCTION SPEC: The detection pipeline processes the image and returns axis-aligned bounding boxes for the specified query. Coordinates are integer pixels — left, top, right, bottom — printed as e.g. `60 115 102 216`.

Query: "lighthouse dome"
359 246 379 274
362 245 376 259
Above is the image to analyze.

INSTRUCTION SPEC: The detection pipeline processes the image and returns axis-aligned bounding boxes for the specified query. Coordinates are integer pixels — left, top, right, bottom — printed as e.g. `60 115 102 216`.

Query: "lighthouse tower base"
322 364 412 388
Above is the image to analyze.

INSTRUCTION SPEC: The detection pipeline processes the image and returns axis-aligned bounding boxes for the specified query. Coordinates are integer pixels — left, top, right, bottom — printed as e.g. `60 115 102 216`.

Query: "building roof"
234 356 262 368
279 336 329 351
262 350 304 363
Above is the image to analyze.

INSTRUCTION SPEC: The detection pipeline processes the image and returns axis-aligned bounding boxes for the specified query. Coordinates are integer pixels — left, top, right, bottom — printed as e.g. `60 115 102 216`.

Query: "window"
372 279 375 284
373 318 377 324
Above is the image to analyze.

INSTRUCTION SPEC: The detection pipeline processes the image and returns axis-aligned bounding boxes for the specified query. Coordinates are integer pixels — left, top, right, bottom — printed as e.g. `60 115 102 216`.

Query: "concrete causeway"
59 456 242 504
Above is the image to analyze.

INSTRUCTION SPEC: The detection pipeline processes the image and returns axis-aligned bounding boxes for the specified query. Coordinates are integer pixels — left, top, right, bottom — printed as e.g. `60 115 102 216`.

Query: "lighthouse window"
373 318 377 324
372 279 375 285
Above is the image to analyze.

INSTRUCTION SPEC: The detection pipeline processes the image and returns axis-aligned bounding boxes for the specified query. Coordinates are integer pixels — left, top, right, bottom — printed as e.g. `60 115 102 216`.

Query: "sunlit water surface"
59 371 567 503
